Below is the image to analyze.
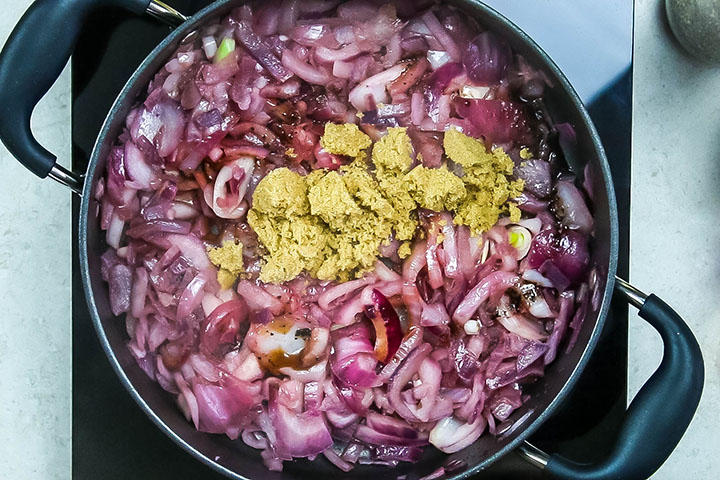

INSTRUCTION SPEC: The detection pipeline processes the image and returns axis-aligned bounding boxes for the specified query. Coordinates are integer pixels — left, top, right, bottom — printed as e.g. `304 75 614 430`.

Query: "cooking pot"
0 1 705 479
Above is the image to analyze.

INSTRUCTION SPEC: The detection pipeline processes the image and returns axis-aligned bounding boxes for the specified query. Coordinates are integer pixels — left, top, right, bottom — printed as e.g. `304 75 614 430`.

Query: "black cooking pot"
0 1 705 479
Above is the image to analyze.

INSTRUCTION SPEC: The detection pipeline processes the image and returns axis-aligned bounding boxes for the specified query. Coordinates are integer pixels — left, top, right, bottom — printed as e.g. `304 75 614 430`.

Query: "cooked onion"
97 0 596 473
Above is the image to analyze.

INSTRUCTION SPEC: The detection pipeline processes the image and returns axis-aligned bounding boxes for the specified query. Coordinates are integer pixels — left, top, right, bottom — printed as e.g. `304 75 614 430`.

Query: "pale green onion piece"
507 225 532 259
215 37 236 63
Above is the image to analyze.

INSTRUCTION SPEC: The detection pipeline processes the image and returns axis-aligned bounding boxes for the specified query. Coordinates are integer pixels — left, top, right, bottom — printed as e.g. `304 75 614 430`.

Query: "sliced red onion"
108 264 132 316
348 63 405 111
420 302 450 327
488 385 523 422
429 415 486 453
453 271 519 325
259 78 301 99
143 101 186 158
177 272 209 319
235 20 293 82
242 428 270 450
201 300 248 357
515 192 550 213
462 32 512 84
427 50 451 69
194 378 261 438
387 343 431 422
318 277 373 310
455 98 530 145
166 234 213 271
323 449 353 472
425 61 464 112
421 10 460 61
332 352 380 388
316 43 361 63
521 269 553 288
401 240 428 325
281 49 331 84
332 59 353 79
516 342 549 372
365 289 403 363
527 229 590 285
236 280 284 315
515 158 552 199
566 285 590 354
555 180 593 234
496 312 547 342
208 157 254 219
545 292 573 363
125 219 192 239
130 268 148 318
337 0 377 22
124 141 155 190
378 326 423 382
355 414 429 446
268 390 333 458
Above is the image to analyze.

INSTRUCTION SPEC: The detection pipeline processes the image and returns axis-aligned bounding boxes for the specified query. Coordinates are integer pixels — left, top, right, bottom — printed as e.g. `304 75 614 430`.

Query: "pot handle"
0 0 184 194
519 276 704 480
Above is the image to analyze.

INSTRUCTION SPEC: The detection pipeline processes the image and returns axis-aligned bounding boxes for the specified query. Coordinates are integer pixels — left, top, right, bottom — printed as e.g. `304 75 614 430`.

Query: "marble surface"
0 0 718 479
629 0 720 478
0 2 72 479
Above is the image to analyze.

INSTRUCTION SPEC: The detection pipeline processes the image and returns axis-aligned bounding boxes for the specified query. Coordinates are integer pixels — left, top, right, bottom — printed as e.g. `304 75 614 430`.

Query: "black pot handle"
0 0 186 194
520 276 704 480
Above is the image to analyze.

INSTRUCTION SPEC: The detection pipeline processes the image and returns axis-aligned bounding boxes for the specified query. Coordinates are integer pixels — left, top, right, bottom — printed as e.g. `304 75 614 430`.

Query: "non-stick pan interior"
80 1 618 478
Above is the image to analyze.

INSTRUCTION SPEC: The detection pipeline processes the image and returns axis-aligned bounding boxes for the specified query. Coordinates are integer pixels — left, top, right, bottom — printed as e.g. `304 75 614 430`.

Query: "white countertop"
0 0 718 478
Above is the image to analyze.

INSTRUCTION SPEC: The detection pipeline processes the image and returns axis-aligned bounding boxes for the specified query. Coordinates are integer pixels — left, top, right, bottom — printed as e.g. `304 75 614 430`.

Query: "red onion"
108 264 132 316
455 98 531 145
453 271 519 325
348 63 405 111
96 1 597 472
378 326 423 382
462 32 512 84
235 20 293 82
193 378 260 438
365 289 404 363
421 11 461 61
323 449 353 472
429 415 486 453
515 158 552 199
387 343 431 422
420 302 450 327
555 180 594 234
177 272 209 319
201 300 248 357
236 280 284 315
527 229 590 284
124 141 154 190
281 49 331 84
268 386 333 458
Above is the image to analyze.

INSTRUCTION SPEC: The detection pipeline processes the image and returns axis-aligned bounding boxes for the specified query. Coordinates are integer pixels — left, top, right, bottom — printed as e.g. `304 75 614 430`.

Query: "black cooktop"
71 2 632 478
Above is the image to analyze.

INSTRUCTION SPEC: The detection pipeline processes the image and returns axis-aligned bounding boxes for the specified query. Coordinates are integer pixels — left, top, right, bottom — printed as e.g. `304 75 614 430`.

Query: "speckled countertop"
0 0 718 478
